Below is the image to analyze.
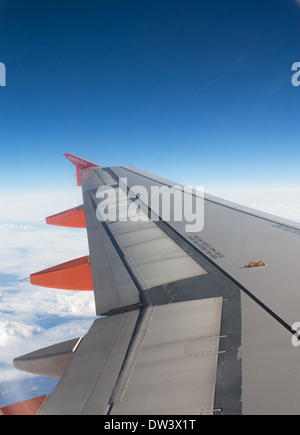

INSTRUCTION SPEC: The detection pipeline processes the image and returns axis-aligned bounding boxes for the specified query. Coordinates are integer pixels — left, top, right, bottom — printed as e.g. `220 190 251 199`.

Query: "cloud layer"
0 221 95 391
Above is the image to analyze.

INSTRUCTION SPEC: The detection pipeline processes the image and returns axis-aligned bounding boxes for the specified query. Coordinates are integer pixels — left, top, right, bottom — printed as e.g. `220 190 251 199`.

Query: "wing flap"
39 311 140 415
111 298 223 415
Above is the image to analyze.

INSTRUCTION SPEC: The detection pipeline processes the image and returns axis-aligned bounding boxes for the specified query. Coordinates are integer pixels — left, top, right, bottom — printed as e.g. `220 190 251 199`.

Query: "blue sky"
1 0 300 192
1 0 300 408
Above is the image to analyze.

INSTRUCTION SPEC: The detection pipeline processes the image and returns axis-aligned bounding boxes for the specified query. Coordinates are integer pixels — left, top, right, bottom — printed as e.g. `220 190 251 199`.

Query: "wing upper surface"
11 159 300 415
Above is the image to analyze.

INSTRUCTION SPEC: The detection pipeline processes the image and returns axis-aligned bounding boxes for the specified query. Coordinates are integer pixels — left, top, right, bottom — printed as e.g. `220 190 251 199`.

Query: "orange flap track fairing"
46 206 86 228
30 256 93 291
0 396 47 415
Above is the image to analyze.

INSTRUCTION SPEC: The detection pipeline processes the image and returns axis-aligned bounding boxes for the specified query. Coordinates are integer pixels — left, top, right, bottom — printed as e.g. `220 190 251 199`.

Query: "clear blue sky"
1 0 300 193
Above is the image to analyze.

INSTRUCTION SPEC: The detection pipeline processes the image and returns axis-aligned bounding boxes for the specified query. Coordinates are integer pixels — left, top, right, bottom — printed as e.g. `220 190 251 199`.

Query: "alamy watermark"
0 62 6 86
292 62 300 87
95 178 204 233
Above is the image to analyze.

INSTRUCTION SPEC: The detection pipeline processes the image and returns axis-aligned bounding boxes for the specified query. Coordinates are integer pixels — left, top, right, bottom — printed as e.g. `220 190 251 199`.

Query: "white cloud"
0 278 95 383
0 222 89 278
0 320 40 347
0 190 83 223
0 323 9 347
0 217 95 387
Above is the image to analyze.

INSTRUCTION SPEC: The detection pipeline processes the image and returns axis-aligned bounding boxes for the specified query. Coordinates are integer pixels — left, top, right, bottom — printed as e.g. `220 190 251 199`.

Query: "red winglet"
30 256 93 291
46 206 86 228
64 153 100 186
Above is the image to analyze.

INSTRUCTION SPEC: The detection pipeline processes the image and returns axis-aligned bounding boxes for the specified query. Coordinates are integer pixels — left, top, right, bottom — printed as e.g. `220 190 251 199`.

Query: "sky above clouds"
1 0 300 407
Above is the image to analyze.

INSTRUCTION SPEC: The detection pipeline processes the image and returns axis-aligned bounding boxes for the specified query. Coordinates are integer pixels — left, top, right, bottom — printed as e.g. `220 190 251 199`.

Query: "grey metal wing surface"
12 158 300 415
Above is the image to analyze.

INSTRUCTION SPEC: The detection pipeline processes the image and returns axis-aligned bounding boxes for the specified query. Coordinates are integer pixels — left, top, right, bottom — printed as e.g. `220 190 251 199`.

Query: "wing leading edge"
8 154 300 415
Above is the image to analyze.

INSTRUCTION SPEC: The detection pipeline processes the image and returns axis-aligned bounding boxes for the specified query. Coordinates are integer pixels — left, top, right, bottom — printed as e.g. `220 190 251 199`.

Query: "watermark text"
0 62 6 86
95 178 204 233
292 62 300 87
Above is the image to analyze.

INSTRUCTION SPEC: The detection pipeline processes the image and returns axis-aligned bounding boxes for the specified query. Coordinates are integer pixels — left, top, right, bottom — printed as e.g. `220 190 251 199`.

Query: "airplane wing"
4 154 300 415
